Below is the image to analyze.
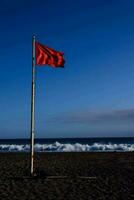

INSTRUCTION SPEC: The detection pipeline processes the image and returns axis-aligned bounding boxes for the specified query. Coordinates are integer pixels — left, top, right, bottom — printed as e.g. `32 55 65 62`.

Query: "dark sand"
0 152 133 200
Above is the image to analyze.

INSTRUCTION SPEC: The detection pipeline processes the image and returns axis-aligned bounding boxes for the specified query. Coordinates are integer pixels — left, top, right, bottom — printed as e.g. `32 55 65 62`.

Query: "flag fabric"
35 42 65 67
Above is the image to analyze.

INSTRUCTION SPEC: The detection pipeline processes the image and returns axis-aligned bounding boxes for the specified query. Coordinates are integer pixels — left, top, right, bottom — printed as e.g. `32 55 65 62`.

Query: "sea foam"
0 142 134 152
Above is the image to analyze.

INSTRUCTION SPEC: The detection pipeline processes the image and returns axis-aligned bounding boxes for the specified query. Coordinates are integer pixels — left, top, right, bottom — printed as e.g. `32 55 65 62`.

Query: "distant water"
0 137 134 152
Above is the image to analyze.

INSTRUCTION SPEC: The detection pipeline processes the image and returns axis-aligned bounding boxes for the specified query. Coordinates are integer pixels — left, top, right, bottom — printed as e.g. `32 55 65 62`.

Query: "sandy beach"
0 152 133 199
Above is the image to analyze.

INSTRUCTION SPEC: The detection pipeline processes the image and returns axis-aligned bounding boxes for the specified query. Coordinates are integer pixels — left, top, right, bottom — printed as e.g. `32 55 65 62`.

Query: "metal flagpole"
30 35 36 175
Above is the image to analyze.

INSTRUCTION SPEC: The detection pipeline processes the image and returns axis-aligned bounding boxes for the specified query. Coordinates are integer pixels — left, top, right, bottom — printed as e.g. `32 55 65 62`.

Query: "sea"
0 137 134 152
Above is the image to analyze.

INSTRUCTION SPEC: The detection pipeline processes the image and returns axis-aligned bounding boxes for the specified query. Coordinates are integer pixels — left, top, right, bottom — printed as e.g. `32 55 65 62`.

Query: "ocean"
0 137 134 152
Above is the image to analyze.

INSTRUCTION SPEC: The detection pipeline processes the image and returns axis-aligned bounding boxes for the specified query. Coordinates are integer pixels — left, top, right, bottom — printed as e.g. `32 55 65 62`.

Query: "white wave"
0 142 134 152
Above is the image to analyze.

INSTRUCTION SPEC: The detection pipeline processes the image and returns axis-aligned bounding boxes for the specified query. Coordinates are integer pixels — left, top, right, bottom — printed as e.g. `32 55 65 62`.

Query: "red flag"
35 42 65 67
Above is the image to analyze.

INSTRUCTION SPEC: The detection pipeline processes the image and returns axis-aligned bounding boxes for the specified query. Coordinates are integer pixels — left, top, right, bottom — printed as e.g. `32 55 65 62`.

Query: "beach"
0 152 133 199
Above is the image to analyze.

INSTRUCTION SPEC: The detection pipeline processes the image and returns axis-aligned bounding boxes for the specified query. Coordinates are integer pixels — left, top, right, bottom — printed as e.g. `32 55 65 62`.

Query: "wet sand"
0 152 133 199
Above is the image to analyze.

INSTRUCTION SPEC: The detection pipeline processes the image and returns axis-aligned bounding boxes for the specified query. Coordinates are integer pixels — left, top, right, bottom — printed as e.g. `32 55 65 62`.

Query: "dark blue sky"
0 0 134 138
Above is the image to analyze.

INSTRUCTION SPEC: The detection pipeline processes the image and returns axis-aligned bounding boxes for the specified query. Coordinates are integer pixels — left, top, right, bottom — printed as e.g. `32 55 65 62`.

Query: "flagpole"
30 35 36 175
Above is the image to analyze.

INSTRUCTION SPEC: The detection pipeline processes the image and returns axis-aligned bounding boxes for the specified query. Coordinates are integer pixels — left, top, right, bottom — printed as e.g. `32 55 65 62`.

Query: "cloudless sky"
0 0 134 138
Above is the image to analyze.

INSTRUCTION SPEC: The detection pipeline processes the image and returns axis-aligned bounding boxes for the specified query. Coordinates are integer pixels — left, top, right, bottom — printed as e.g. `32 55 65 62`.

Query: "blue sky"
0 0 134 138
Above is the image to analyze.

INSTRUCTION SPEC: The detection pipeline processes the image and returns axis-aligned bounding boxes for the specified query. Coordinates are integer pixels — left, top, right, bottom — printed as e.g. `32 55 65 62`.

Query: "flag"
35 41 65 67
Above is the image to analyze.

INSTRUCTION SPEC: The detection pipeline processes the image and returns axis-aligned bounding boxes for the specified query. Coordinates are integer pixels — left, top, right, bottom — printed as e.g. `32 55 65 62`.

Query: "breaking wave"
0 142 134 152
